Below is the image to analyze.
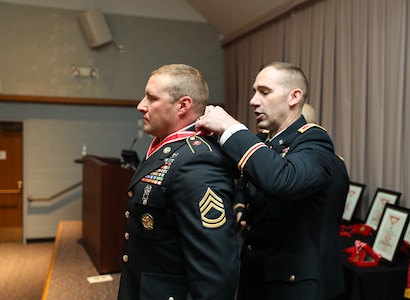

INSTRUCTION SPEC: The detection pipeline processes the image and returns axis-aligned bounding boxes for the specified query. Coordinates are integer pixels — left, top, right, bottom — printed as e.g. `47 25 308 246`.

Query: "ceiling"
0 0 292 37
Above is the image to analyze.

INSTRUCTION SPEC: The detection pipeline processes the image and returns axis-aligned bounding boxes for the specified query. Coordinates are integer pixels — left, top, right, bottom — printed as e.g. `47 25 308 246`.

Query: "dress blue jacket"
118 131 239 300
226 116 334 300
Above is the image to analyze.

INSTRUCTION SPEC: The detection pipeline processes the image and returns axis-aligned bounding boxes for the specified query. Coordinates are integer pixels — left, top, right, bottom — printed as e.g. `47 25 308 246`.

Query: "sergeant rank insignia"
199 188 226 229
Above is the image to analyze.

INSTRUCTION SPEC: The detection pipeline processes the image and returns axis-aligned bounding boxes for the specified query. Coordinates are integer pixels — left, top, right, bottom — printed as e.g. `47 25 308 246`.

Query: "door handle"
0 180 23 194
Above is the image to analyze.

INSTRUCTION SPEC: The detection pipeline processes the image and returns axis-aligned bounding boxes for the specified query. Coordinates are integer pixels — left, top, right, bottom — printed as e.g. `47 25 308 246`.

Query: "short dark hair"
261 61 309 102
151 64 209 114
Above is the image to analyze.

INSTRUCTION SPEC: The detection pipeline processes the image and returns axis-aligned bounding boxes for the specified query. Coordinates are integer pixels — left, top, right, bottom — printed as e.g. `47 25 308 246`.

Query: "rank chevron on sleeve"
199 187 227 229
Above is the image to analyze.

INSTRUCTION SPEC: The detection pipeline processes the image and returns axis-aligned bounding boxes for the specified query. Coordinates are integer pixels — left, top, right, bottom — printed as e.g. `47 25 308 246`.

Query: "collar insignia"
163 146 171 154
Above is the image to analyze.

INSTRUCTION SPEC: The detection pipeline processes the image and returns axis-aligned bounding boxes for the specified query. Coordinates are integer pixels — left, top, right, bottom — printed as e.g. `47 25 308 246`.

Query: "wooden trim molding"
0 94 137 107
0 94 224 108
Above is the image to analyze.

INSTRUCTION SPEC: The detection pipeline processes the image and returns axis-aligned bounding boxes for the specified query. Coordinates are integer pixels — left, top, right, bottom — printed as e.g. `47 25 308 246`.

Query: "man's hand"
195 105 240 136
236 212 246 231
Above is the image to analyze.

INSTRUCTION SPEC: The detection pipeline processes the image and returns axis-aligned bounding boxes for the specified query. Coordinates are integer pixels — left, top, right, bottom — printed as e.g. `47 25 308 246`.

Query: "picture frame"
342 182 366 222
403 223 410 245
372 204 410 263
365 188 401 231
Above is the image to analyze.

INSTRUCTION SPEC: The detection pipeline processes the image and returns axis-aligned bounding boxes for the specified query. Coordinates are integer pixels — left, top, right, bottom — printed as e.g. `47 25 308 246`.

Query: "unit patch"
199 187 226 229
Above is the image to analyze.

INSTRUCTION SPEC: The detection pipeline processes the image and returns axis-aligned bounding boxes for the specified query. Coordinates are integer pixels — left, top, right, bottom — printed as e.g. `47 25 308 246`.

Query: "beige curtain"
223 0 410 219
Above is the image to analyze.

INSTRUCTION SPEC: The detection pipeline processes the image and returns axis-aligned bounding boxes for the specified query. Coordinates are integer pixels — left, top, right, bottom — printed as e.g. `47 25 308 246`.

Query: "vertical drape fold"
223 0 410 216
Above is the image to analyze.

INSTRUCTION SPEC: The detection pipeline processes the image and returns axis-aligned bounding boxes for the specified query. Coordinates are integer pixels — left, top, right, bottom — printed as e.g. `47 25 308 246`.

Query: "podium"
81 155 134 274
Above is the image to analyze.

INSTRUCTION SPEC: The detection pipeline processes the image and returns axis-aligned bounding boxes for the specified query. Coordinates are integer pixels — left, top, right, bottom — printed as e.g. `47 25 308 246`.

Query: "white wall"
0 2 225 240
24 118 151 239
0 2 225 101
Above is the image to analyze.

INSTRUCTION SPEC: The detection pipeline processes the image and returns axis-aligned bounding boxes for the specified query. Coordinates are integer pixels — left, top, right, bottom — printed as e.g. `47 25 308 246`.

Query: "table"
339 234 408 300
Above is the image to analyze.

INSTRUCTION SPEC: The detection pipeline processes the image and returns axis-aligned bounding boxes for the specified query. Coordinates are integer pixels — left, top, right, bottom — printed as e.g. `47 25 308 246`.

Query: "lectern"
81 155 134 274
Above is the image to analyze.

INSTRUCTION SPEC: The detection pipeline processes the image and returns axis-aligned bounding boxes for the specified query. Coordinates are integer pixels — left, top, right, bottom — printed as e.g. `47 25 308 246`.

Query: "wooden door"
0 122 23 242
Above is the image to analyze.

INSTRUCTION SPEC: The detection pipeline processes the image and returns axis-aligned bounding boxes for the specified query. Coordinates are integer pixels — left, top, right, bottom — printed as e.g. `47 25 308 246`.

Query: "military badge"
186 136 212 153
199 188 226 229
141 184 152 205
142 156 177 185
281 146 290 157
141 213 154 230
163 146 171 154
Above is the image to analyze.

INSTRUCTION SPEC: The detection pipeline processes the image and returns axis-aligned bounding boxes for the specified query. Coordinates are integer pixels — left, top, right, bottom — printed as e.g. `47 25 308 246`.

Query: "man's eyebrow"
253 84 270 91
145 91 158 98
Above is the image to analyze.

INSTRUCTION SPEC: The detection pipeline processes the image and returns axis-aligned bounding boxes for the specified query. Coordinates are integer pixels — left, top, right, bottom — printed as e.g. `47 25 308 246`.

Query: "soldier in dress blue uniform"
118 64 239 300
196 62 335 300
303 103 350 300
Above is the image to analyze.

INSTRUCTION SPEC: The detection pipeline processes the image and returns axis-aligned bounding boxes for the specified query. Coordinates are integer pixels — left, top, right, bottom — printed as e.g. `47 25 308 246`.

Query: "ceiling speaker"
77 10 113 48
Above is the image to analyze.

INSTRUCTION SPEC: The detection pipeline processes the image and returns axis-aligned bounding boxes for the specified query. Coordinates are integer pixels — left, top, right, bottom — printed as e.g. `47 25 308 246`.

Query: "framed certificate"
342 182 366 222
372 204 410 263
403 223 410 245
365 188 401 231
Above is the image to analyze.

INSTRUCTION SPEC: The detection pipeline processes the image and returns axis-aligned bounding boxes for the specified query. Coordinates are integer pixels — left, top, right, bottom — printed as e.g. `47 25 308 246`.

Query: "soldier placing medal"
196 62 335 300
117 64 239 300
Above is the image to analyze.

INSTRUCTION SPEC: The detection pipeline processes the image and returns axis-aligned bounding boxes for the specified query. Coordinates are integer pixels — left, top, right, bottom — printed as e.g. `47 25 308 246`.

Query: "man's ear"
177 96 193 115
289 88 303 107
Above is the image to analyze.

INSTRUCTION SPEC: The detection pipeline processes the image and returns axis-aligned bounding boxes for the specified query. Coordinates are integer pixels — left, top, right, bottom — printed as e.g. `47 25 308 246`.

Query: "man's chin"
256 121 267 130
143 127 154 136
